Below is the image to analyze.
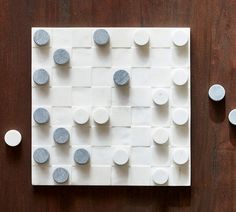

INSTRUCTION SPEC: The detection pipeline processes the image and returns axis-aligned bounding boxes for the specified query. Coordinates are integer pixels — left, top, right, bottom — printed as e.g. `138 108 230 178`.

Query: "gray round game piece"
33 148 50 164
208 84 225 101
33 30 50 46
228 109 236 125
53 49 70 65
33 108 50 124
53 128 70 144
53 167 69 184
93 29 110 46
113 70 130 86
33 69 49 85
74 148 90 165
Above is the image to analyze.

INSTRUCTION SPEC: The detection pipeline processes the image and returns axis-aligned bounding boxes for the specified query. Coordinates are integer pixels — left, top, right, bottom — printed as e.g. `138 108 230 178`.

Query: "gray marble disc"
33 108 50 124
33 69 49 85
53 128 70 144
113 70 130 86
53 167 69 184
208 84 225 101
53 49 70 65
74 148 90 165
33 148 50 164
93 29 110 46
33 30 50 46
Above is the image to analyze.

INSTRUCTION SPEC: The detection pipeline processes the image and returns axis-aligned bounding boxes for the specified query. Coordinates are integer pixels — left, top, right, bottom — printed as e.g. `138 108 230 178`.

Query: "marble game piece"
32 27 191 186
228 109 236 125
53 49 70 65
33 69 49 85
208 84 225 101
53 128 70 144
113 70 130 86
33 29 50 46
53 167 69 184
93 29 110 46
4 129 22 147
33 148 50 164
33 108 50 124
74 148 90 165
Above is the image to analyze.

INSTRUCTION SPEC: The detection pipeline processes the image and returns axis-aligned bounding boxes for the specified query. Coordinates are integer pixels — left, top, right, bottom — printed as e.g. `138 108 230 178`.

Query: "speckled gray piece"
113 70 130 86
53 128 70 144
33 69 49 85
33 108 50 124
33 30 50 46
74 148 90 165
93 29 110 46
33 148 50 164
53 168 69 184
53 49 70 65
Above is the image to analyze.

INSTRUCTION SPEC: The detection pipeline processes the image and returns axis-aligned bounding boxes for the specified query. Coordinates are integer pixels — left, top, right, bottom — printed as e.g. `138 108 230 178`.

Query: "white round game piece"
152 169 169 185
153 128 169 145
208 84 225 101
172 108 189 125
113 149 129 166
93 108 110 124
172 30 189 46
134 30 149 46
4 130 22 147
228 109 236 125
73 108 90 125
152 89 169 106
173 149 189 165
172 69 188 86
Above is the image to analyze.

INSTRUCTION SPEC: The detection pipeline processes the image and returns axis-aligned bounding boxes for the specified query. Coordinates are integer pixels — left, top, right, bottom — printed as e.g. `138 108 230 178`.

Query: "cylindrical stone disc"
33 108 50 124
33 148 50 164
53 128 70 144
74 148 90 165
53 49 70 65
33 29 50 46
93 29 110 46
53 167 69 184
113 70 130 86
33 69 49 85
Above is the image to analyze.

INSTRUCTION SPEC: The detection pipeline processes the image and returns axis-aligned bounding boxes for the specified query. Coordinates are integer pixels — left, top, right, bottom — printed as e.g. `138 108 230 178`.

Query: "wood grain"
0 0 236 211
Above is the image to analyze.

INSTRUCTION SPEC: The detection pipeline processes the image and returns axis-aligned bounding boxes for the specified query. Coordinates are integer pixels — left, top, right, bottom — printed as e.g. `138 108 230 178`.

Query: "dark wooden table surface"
0 0 236 211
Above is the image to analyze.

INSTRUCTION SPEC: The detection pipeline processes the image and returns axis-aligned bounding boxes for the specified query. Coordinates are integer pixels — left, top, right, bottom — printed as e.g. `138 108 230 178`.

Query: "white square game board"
32 27 191 186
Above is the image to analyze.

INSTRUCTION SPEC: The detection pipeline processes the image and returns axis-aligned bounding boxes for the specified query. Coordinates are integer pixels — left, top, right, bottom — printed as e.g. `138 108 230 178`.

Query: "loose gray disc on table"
33 148 50 164
93 29 110 46
53 167 69 184
33 108 50 124
33 30 50 46
74 148 90 165
113 70 130 86
53 49 70 65
53 128 70 144
208 84 225 101
33 69 49 85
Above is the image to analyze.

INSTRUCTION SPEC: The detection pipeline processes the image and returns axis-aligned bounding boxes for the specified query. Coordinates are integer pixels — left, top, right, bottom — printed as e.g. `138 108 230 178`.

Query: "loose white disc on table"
4 130 22 147
113 149 129 166
153 128 169 145
93 108 110 124
172 69 188 86
228 109 236 125
173 149 189 165
134 30 149 46
208 84 225 101
152 169 169 185
172 108 189 125
172 30 189 46
152 89 169 106
73 108 90 125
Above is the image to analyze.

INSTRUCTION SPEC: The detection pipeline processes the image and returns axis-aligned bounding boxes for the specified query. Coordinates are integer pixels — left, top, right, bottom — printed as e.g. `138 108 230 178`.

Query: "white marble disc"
172 108 189 125
93 108 110 124
153 128 169 145
73 108 90 125
172 30 189 46
172 69 188 86
113 149 129 165
134 30 149 46
152 89 169 106
173 149 189 165
4 130 22 147
152 169 169 185
228 109 236 125
208 84 225 101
